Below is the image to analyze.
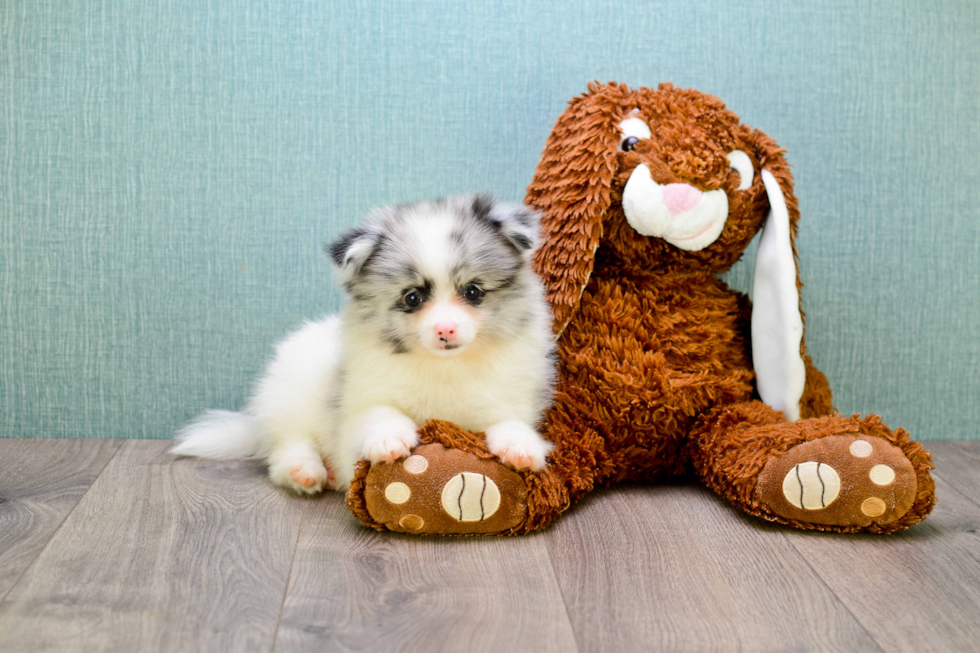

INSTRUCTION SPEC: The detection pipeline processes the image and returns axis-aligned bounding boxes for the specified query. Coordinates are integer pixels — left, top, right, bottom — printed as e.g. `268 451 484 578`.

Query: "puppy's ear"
478 196 540 255
527 82 629 338
749 130 819 421
325 226 381 279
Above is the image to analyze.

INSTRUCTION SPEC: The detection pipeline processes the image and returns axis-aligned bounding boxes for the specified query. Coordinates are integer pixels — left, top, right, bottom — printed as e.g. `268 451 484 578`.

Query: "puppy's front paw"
485 420 553 471
362 434 416 464
356 406 419 464
268 441 331 495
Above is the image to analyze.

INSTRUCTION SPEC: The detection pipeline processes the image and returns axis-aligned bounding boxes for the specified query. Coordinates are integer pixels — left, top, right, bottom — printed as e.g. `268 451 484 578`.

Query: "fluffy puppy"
172 194 556 494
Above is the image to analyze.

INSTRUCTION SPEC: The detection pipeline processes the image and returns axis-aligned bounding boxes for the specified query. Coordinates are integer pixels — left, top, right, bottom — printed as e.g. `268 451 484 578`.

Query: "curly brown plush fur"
346 82 936 536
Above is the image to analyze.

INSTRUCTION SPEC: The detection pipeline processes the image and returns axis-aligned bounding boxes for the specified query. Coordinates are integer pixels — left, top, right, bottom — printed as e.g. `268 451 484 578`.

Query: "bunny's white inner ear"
752 169 807 421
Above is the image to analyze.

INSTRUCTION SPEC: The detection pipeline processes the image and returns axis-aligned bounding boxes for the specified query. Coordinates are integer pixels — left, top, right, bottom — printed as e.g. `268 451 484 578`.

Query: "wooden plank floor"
0 440 977 652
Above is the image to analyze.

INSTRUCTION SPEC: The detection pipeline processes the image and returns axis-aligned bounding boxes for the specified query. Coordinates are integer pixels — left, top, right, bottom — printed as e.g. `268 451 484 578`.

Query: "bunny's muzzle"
622 163 729 252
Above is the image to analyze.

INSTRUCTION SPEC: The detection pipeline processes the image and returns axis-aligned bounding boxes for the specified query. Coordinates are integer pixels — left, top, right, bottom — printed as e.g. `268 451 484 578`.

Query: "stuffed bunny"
346 82 937 536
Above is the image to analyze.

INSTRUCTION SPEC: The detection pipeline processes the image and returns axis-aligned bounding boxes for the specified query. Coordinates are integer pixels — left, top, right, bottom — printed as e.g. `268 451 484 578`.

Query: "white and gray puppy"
172 194 556 494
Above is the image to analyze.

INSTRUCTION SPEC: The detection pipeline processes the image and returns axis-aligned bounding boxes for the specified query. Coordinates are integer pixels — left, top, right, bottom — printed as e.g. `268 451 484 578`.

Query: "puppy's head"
328 194 540 357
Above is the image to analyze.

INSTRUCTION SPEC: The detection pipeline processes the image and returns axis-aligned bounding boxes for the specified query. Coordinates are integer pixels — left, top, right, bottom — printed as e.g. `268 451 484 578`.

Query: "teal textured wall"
2 1 978 440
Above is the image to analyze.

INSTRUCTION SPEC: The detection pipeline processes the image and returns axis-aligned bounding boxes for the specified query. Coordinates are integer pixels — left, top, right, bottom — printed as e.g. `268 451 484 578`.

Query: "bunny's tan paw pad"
756 435 917 528
358 443 527 535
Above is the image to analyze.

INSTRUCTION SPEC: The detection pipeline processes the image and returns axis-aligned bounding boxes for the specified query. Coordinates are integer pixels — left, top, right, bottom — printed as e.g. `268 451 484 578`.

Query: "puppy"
171 194 556 494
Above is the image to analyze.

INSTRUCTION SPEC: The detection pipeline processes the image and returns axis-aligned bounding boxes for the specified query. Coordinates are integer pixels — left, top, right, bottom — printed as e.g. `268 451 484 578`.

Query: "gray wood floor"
1 440 978 653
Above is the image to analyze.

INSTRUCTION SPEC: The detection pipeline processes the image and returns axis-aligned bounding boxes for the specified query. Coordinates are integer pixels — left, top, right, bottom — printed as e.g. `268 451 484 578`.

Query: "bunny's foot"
346 419 539 535
348 443 529 535
755 434 918 528
346 417 604 536
690 403 936 533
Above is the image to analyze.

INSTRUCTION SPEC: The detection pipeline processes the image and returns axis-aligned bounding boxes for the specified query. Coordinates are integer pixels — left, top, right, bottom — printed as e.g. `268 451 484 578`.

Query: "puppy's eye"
462 283 484 303
404 290 422 307
621 137 640 152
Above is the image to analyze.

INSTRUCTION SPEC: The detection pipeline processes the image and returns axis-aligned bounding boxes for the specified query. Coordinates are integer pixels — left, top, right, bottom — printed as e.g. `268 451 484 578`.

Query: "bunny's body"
559 267 754 482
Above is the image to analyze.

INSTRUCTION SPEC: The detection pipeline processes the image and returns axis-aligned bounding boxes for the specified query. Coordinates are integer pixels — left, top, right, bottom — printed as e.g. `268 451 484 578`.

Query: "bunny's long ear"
527 82 626 339
750 140 808 421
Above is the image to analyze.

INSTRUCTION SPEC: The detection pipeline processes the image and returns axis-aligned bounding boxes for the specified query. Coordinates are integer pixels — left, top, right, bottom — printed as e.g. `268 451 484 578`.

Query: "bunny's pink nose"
434 322 458 343
663 184 702 215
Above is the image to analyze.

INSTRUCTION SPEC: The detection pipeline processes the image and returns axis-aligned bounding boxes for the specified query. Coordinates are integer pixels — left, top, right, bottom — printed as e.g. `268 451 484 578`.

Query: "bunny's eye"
727 150 754 191
618 116 651 153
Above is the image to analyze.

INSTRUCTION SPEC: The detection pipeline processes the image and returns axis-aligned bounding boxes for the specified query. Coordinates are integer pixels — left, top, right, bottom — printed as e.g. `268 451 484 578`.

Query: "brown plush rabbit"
346 82 937 535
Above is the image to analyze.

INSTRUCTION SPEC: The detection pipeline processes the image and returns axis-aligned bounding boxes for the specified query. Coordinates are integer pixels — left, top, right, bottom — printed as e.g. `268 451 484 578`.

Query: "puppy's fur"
172 195 556 494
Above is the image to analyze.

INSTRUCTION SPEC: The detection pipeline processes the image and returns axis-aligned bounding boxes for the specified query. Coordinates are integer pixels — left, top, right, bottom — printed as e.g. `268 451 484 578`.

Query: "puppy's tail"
170 410 265 459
